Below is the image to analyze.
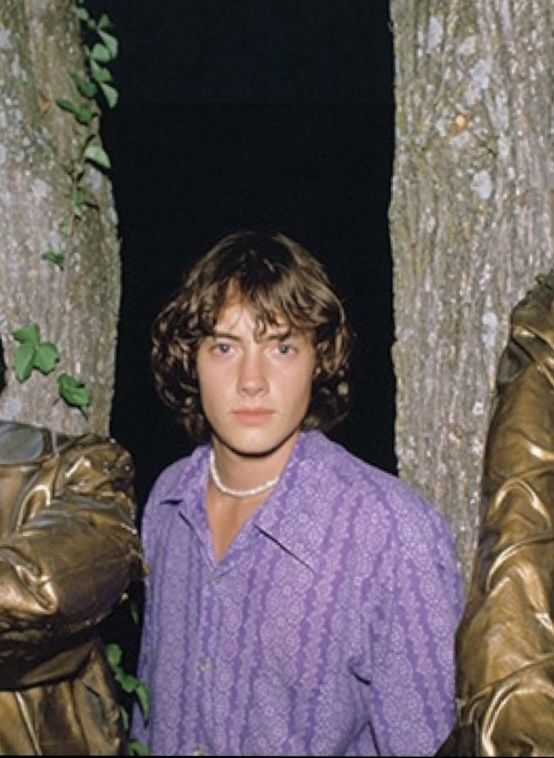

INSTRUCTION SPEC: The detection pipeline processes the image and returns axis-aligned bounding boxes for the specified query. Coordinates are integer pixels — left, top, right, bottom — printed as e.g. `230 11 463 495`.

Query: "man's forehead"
214 297 290 332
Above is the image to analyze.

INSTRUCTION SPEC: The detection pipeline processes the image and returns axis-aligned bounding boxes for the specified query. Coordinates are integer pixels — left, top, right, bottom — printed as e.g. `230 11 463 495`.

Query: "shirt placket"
190 560 223 756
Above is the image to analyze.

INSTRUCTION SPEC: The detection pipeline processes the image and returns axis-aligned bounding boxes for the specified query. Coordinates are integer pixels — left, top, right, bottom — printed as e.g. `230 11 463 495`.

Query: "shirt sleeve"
365 502 463 756
0 433 145 685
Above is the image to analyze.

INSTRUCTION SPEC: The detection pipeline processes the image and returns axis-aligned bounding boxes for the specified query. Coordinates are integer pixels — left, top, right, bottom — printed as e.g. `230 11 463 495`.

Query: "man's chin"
212 428 300 459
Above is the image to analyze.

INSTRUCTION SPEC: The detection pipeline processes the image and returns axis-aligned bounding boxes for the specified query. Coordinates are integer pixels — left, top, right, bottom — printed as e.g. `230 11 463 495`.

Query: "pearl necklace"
209 449 279 498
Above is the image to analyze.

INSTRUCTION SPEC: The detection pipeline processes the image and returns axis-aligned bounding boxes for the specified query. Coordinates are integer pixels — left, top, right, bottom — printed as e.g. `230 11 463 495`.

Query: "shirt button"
199 658 211 672
191 747 205 756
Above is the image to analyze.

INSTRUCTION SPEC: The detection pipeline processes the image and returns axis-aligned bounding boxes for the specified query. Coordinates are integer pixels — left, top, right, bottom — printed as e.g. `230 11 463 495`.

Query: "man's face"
196 295 316 457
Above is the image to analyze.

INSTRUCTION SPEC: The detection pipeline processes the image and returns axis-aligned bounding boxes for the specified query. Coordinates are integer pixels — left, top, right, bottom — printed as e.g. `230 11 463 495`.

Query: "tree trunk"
0 0 120 435
389 0 553 586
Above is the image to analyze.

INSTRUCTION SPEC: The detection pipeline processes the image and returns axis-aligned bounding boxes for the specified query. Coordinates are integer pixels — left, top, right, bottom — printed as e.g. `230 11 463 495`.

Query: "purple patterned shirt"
133 431 462 756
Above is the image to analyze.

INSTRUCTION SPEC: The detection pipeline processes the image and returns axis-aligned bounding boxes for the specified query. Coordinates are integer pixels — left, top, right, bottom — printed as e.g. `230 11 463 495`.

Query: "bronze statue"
0 340 144 754
440 272 554 755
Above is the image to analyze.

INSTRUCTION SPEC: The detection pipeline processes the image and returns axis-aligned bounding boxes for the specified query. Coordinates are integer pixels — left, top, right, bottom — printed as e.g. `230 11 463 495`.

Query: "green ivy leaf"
55 97 78 115
33 342 60 374
128 739 150 756
84 143 111 170
75 104 95 125
13 323 40 346
116 671 141 695
67 187 90 218
71 72 98 99
105 642 123 668
13 343 35 382
135 682 150 721
57 97 95 125
98 30 118 59
41 250 65 270
91 42 111 63
99 81 118 109
120 706 129 731
68 187 85 205
97 13 111 31
57 373 92 415
90 58 113 84
73 6 89 22
12 326 61 381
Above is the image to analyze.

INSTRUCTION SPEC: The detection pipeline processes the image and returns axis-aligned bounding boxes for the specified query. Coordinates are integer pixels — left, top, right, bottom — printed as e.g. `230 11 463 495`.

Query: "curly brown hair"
151 230 352 442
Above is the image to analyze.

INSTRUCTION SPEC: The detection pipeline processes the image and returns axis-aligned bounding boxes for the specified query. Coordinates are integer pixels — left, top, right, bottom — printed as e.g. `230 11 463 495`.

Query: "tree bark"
389 0 554 586
0 0 120 435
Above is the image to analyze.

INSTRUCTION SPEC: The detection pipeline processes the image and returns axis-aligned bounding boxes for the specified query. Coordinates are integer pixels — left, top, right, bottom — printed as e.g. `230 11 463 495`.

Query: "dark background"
90 0 396 507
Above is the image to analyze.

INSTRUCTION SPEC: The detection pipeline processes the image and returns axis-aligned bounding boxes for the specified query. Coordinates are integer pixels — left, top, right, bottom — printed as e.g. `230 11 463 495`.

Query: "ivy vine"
12 0 118 418
106 636 151 756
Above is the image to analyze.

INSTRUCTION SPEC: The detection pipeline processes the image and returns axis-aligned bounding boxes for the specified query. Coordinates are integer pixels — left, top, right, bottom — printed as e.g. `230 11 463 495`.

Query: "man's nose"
237 350 268 395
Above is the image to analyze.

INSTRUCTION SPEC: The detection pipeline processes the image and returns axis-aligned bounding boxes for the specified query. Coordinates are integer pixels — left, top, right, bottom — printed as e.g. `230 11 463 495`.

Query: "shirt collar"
160 444 209 527
254 430 333 572
161 430 333 573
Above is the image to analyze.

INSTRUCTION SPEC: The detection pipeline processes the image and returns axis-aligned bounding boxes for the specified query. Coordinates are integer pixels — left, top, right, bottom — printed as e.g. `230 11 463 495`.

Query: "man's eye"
277 343 294 355
214 343 231 354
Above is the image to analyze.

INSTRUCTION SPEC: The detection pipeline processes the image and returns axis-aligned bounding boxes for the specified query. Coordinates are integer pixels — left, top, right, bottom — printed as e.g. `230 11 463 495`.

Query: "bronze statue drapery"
440 272 554 756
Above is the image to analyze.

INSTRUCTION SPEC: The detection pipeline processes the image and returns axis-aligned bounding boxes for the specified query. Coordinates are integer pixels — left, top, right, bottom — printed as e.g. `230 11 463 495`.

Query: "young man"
0 339 145 754
133 230 463 756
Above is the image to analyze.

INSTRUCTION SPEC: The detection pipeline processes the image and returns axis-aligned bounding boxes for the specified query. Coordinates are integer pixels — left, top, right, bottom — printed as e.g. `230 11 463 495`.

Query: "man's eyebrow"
209 327 298 341
264 330 293 341
210 330 241 340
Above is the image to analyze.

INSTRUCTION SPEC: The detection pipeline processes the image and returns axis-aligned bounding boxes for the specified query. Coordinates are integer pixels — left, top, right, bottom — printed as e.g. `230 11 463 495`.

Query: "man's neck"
210 429 300 495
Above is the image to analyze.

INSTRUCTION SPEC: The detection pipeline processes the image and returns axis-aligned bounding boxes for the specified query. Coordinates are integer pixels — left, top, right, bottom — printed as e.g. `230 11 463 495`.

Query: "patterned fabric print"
132 431 463 756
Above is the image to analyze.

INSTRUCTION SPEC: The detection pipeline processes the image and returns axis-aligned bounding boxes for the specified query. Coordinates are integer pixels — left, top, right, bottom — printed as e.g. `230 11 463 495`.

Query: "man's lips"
232 409 275 424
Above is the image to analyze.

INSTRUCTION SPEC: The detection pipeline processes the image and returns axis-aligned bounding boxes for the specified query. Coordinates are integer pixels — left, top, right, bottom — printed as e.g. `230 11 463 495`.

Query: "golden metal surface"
439 273 554 756
0 422 144 755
